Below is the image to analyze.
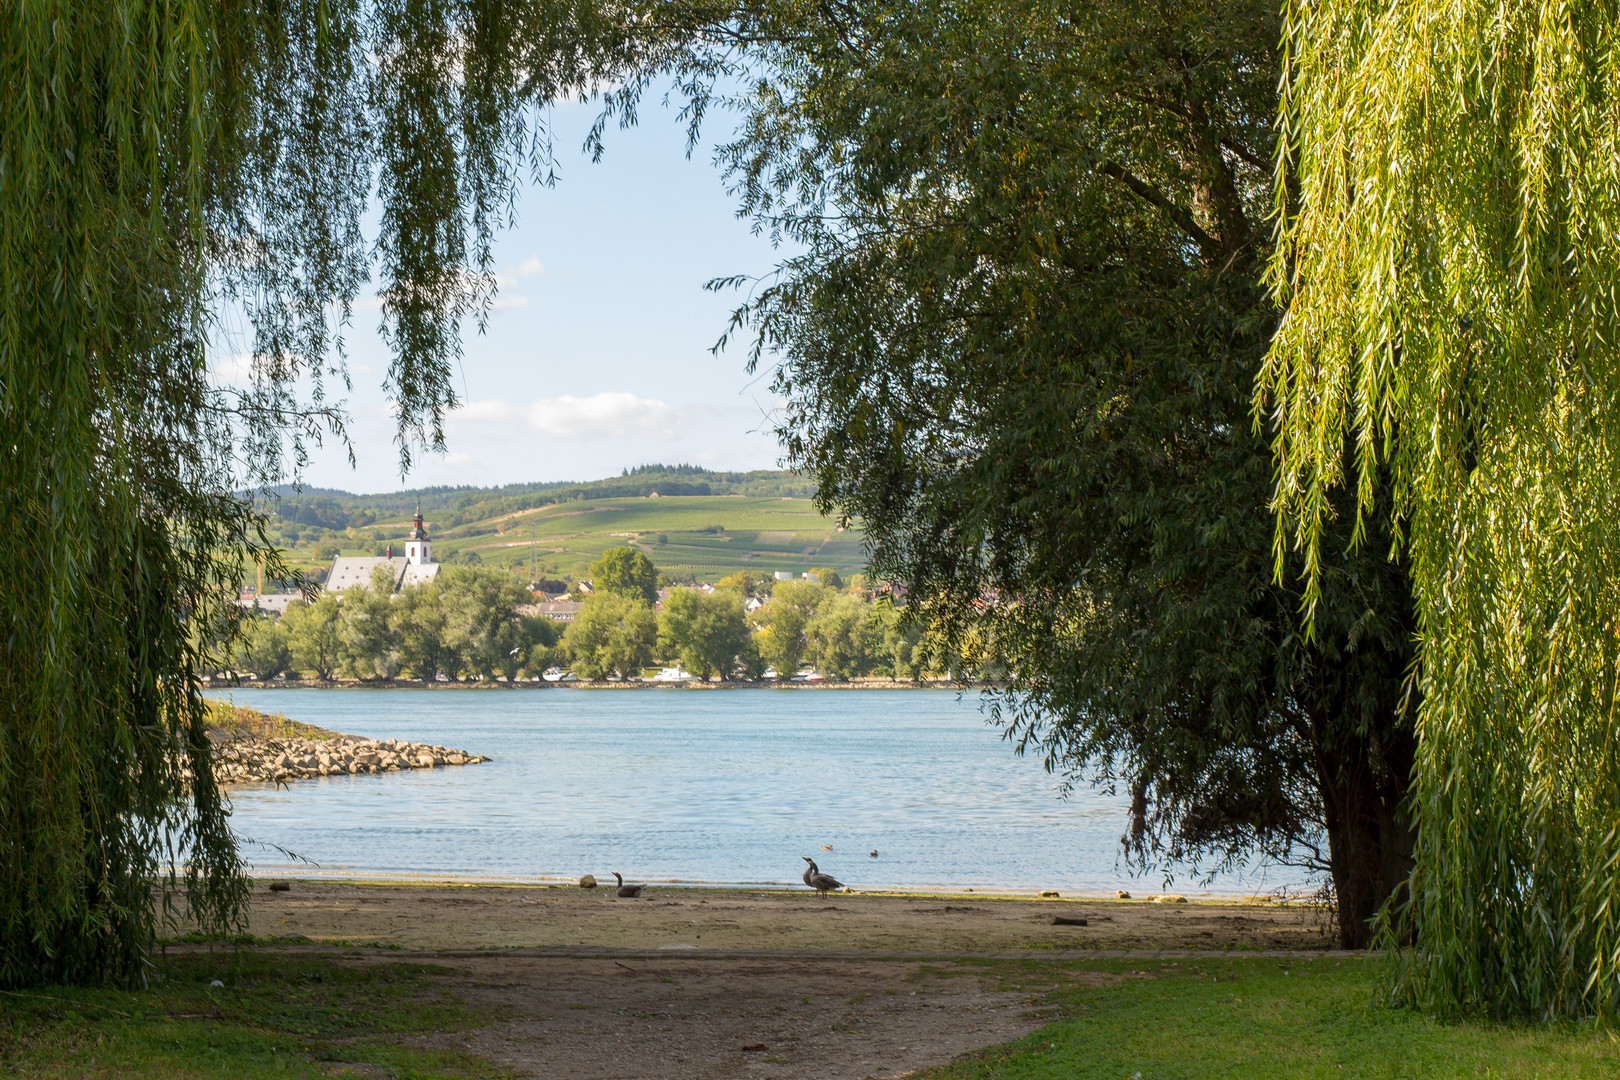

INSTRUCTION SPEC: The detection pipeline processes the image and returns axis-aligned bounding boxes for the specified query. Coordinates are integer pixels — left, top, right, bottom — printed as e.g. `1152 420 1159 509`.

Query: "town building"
524 600 583 622
242 591 301 616
242 506 443 617
324 505 442 595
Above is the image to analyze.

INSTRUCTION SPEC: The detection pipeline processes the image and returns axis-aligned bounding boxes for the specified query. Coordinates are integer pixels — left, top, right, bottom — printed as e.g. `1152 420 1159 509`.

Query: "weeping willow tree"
0 0 662 986
1263 0 1620 1019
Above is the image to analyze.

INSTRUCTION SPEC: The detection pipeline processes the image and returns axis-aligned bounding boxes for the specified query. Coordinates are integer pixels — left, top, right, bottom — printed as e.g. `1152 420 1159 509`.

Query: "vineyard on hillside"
261 469 863 586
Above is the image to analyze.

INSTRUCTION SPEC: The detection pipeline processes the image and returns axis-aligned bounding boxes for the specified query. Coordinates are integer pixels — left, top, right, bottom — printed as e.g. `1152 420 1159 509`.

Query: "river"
206 687 1308 896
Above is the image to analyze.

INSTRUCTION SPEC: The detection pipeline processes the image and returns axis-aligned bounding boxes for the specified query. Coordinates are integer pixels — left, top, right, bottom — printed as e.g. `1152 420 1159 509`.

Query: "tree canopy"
695 0 1418 947
1265 0 1620 1019
589 546 661 604
565 593 658 679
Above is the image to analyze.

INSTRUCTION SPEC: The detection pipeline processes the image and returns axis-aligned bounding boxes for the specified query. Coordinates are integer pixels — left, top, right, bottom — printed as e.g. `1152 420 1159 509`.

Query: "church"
323 506 442 595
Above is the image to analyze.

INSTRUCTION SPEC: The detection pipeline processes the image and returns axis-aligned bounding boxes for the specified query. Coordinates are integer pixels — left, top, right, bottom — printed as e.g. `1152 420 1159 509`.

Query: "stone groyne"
213 735 489 785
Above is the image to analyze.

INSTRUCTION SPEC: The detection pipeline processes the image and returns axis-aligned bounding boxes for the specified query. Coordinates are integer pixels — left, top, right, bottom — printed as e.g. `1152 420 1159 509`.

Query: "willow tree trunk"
1312 714 1417 950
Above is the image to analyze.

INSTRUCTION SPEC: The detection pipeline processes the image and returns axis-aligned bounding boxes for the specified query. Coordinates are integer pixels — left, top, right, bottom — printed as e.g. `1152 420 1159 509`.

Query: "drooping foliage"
1264 0 1620 1019
0 0 646 986
694 0 1419 946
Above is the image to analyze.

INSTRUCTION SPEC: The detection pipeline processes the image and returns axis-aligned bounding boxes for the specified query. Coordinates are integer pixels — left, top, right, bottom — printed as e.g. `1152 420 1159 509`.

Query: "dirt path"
417 953 1048 1080
245 880 1336 953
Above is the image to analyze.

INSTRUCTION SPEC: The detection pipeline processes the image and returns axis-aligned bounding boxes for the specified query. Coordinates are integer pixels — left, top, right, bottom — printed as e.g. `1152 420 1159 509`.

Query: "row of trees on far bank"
234 566 559 682
562 572 941 681
229 552 968 684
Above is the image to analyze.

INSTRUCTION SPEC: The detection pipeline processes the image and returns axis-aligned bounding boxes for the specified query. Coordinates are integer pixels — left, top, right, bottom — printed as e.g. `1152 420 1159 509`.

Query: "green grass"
921 956 1618 1079
6 952 1616 1078
0 952 515 1079
205 701 341 742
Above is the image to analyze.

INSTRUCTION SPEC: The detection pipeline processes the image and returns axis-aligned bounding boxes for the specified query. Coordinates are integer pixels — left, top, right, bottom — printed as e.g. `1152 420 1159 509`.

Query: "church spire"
405 501 431 565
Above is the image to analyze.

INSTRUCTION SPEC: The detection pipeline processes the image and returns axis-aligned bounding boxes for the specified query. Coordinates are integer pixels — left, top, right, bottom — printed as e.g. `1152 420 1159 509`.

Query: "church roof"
399 562 441 589
325 556 407 593
323 555 441 595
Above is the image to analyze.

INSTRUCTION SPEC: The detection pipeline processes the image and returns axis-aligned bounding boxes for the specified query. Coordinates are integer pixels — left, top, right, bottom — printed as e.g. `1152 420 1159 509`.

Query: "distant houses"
524 600 583 622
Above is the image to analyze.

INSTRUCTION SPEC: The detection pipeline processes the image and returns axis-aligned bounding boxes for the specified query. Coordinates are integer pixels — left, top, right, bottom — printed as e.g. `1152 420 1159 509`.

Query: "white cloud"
490 295 530 311
211 352 256 386
509 256 546 278
458 392 698 441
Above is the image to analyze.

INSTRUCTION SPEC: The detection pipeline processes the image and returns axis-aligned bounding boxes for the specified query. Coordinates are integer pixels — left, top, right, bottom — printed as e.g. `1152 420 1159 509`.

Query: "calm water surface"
209 687 1304 896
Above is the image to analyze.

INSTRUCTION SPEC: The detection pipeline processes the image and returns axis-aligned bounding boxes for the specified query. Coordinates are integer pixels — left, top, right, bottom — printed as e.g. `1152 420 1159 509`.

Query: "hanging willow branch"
0 0 684 987
1261 0 1620 1020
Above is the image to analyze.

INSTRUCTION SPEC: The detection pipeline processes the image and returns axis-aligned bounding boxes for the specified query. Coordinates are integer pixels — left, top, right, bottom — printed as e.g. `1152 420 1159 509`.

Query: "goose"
612 872 644 898
802 857 844 895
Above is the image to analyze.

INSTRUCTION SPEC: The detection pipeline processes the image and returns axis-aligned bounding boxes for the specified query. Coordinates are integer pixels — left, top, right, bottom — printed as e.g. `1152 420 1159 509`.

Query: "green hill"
259 466 866 586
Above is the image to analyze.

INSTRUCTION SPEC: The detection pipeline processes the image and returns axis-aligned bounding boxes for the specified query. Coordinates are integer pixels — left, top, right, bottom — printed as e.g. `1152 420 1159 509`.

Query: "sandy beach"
241 879 1338 954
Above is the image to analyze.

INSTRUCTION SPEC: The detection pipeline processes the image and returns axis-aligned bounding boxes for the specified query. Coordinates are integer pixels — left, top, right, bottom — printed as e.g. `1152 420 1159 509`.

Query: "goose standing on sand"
612 872 644 898
802 857 844 895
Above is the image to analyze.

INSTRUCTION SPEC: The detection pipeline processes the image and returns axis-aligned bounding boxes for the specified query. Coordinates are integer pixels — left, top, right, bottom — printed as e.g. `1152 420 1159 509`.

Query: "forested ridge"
264 465 813 531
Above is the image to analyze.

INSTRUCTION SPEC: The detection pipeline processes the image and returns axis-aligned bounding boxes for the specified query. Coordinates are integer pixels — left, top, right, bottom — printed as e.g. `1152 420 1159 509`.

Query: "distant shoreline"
206 678 1000 692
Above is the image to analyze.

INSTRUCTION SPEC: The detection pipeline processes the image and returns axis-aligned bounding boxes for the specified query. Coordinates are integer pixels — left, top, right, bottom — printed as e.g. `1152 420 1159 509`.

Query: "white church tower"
404 504 432 565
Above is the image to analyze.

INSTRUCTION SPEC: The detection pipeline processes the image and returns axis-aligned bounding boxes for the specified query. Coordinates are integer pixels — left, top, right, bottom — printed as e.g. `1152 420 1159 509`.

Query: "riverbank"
224 880 1339 953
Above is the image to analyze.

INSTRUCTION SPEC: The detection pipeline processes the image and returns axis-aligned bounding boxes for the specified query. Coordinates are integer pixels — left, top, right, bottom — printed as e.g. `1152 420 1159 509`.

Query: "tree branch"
1220 137 1268 173
1099 161 1214 251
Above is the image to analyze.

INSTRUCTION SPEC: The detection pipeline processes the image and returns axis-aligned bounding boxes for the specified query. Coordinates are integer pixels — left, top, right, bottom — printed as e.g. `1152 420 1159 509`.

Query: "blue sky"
216 96 790 495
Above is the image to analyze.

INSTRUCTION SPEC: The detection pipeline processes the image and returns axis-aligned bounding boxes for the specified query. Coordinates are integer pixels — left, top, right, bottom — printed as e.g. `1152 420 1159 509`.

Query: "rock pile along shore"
214 735 489 785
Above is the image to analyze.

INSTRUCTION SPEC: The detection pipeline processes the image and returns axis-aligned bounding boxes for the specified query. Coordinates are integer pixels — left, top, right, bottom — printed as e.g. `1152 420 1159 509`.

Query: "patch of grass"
206 702 343 743
922 957 1618 1079
0 951 516 1079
